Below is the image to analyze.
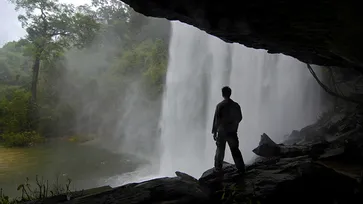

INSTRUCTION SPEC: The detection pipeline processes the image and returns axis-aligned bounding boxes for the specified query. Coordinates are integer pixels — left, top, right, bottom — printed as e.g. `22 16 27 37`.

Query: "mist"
55 17 170 162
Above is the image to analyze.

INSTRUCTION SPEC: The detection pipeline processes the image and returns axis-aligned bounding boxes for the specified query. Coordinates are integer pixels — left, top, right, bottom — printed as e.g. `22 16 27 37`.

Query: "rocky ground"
24 106 363 204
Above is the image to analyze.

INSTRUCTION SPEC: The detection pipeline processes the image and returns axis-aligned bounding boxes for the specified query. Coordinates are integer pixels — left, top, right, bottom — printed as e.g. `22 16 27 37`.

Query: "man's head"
222 86 232 99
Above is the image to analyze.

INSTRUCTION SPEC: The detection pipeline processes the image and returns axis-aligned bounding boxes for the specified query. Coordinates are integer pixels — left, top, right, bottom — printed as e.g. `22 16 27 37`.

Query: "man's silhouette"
212 86 245 173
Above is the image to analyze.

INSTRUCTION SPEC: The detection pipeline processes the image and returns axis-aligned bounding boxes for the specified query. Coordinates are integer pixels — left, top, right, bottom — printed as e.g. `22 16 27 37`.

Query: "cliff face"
122 0 363 70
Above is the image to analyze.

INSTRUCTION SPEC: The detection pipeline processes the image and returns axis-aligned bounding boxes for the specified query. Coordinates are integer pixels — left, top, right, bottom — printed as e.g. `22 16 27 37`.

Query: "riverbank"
0 140 148 199
19 105 363 204
0 132 97 149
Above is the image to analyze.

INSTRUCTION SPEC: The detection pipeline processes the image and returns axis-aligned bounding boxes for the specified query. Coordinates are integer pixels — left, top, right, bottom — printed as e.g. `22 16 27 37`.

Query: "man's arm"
236 103 243 123
212 105 219 134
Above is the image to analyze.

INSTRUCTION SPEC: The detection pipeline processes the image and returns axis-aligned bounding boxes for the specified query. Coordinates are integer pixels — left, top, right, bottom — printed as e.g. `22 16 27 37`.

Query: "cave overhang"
122 0 363 70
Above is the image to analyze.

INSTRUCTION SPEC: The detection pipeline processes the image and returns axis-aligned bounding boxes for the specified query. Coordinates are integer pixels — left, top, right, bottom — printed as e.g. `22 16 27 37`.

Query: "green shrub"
0 87 44 147
0 87 31 133
0 131 44 147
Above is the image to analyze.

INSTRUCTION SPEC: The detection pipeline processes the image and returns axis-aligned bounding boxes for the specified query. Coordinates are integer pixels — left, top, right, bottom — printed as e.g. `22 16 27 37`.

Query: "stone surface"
63 177 210 204
122 0 363 70
253 133 312 158
252 133 280 157
175 171 198 183
199 158 363 204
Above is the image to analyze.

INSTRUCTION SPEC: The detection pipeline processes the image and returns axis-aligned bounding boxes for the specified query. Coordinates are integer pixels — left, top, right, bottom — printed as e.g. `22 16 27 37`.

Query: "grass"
0 176 73 204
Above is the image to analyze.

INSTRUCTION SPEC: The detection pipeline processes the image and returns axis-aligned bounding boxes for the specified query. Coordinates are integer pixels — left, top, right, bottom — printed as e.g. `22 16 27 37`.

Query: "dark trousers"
214 132 245 171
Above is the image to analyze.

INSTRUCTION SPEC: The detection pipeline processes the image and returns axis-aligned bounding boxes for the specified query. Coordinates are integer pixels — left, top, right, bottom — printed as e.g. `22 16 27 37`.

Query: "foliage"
9 0 100 109
112 38 168 94
142 39 168 93
0 87 31 133
0 131 44 147
0 0 170 146
0 189 12 204
0 41 31 86
0 87 45 147
17 176 72 201
0 176 73 204
10 0 100 55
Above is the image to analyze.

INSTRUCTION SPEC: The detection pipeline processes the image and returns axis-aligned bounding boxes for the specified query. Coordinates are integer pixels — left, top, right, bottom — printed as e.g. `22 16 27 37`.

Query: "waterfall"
159 21 321 178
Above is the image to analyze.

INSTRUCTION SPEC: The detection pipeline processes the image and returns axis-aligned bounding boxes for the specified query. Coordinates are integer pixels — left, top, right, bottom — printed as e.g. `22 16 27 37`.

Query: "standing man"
212 86 245 173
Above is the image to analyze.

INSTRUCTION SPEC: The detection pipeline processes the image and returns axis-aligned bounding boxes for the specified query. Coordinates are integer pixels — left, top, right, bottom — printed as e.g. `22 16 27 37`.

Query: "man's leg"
226 133 245 173
214 134 226 172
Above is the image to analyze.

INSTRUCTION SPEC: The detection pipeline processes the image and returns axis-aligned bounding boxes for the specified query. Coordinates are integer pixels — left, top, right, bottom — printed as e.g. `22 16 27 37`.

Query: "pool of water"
0 141 146 198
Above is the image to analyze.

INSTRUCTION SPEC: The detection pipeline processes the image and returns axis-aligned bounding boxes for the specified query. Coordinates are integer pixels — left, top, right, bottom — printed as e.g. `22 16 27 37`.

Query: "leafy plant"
0 189 12 204
0 87 31 133
0 131 44 147
1 176 74 203
18 176 71 201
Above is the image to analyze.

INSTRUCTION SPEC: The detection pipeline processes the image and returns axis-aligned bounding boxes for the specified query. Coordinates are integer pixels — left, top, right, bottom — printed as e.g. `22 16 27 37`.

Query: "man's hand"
213 133 218 141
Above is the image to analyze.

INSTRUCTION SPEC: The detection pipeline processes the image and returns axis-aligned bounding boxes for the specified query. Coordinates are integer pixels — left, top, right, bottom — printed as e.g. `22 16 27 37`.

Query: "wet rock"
175 171 198 183
198 157 363 204
283 130 301 145
122 0 363 69
61 177 211 204
22 186 113 204
253 133 312 158
252 133 281 157
199 162 242 186
343 136 363 162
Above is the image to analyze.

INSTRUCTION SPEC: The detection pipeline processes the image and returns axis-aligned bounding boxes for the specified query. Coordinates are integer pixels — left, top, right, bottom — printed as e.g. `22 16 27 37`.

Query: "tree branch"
307 64 363 104
49 30 70 37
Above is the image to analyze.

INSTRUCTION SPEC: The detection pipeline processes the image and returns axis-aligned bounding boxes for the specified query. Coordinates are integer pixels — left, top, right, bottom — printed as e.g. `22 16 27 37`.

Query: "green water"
0 141 145 198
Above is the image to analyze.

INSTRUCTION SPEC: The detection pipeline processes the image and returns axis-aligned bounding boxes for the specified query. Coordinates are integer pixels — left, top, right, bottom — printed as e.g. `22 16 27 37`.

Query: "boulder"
253 133 312 158
252 133 281 157
175 171 198 183
62 177 210 204
283 130 302 145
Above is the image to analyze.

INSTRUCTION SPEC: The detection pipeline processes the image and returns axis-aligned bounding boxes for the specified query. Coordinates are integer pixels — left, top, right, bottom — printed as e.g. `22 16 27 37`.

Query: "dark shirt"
212 98 242 134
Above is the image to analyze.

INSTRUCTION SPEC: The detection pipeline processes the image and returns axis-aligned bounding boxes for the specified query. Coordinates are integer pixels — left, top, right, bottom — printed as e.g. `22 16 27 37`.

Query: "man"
212 86 245 173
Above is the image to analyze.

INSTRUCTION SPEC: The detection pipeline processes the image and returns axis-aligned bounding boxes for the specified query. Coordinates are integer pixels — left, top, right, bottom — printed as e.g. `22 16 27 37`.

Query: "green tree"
9 0 100 130
0 41 31 85
9 0 100 102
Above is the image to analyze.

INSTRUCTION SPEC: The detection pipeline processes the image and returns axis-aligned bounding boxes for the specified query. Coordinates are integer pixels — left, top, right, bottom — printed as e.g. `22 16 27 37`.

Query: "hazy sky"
0 0 91 46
